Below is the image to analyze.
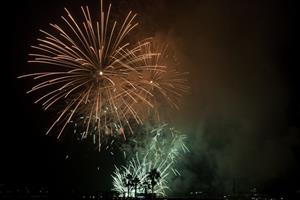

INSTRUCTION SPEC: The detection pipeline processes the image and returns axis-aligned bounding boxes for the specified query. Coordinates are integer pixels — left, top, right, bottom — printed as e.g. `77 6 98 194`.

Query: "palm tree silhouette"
132 177 140 198
125 174 133 197
147 168 161 198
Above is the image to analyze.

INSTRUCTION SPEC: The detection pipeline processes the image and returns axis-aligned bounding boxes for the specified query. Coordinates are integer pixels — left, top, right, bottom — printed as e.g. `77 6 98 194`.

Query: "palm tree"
132 177 140 198
147 168 161 198
125 174 133 198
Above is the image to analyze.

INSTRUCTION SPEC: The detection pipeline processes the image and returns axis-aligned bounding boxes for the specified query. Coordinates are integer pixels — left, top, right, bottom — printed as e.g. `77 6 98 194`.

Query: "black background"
2 0 299 196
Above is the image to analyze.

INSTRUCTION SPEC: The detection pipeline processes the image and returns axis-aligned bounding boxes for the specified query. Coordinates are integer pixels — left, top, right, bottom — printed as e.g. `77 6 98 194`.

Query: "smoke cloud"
123 0 299 194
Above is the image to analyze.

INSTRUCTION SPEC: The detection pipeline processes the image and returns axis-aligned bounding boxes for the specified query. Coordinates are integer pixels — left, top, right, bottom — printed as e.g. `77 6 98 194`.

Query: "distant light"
150 80 153 84
99 71 103 76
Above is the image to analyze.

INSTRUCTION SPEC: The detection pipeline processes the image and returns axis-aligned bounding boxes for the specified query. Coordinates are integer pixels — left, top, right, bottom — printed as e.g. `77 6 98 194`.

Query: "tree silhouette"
125 174 133 197
147 168 161 198
132 177 140 198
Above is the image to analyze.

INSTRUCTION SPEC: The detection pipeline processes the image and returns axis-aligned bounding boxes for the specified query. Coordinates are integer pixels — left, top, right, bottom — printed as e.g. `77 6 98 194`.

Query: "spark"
18 1 188 150
112 124 188 197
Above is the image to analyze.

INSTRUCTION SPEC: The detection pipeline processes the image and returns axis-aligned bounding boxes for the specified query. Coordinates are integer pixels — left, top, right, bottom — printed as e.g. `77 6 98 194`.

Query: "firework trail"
112 124 189 197
18 1 188 150
129 40 189 122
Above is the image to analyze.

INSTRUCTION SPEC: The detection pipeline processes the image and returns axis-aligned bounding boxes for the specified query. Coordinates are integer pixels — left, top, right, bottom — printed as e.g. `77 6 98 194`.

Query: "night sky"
2 0 299 197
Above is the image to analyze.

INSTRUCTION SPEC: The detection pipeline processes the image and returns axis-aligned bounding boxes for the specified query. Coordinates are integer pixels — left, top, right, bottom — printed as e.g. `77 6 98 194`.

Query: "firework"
18 0 188 150
112 124 189 197
129 40 189 122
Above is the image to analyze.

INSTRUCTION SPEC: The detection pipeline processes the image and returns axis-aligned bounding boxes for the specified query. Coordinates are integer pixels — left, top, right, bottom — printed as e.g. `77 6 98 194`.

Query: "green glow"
112 124 189 197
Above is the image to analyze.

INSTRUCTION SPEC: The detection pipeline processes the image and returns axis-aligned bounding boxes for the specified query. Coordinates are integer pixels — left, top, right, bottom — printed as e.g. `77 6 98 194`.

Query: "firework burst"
129 40 189 122
112 124 189 197
18 1 188 150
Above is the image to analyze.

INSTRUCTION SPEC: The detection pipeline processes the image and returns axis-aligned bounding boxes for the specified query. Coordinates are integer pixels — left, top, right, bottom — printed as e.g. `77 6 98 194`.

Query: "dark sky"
2 0 299 196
